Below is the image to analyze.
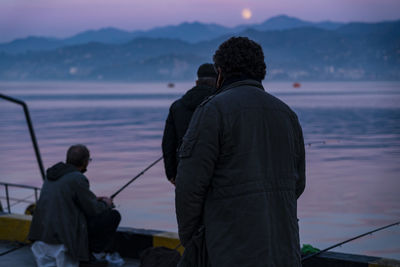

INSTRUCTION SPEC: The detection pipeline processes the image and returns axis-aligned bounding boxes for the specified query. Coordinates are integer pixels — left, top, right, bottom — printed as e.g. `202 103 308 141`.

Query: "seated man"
29 144 121 267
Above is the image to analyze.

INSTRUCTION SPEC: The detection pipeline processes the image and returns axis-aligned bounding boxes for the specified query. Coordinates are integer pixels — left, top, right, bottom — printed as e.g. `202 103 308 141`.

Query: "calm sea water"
1 81 399 259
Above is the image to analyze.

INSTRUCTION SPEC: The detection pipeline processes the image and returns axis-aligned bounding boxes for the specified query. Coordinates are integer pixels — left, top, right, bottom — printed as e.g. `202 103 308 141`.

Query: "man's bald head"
66 144 90 168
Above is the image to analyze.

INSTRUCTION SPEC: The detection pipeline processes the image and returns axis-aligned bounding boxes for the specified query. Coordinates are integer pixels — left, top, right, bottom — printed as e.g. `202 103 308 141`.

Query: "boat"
293 82 301 88
1 93 399 266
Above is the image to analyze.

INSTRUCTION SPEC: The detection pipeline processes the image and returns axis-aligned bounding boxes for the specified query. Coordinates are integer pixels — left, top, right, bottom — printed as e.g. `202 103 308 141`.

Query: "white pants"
31 241 79 267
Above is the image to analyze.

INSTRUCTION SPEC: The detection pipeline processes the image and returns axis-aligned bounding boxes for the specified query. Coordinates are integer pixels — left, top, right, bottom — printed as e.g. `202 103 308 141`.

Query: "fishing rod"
110 156 163 199
109 139 338 199
0 242 27 257
305 140 340 147
302 220 400 261
305 141 326 146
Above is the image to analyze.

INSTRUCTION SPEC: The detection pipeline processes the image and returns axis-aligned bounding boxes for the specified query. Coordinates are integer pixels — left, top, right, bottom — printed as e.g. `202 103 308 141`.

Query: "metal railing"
0 93 46 180
0 182 41 214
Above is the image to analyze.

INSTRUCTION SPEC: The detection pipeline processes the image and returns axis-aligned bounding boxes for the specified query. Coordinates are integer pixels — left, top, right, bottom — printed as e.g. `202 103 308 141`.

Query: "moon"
242 8 252 20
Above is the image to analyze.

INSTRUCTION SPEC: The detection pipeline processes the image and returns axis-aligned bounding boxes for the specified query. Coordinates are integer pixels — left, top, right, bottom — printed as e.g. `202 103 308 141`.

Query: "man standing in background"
175 37 306 266
162 63 217 185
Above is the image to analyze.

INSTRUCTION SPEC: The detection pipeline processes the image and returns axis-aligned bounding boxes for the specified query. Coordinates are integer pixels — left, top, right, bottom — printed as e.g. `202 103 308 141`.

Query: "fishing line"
9 193 35 208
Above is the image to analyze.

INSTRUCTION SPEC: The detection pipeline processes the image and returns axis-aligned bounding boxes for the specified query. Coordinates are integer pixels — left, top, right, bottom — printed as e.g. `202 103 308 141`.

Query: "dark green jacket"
29 162 109 261
175 80 305 267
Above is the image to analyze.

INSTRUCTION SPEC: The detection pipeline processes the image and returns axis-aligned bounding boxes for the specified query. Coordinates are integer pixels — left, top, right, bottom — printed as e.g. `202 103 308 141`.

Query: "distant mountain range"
0 15 344 54
0 15 399 81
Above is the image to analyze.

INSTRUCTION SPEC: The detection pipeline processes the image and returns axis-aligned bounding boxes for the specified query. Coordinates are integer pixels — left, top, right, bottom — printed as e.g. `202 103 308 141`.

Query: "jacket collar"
220 79 264 93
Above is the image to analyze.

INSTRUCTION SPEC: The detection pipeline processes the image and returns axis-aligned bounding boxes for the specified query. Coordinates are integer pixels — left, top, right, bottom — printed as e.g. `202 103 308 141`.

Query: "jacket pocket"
179 138 197 158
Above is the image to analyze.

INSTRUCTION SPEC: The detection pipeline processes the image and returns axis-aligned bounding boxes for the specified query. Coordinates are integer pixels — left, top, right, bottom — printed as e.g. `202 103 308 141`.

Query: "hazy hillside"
244 15 343 32
64 28 133 45
0 37 64 54
0 15 343 54
0 19 398 81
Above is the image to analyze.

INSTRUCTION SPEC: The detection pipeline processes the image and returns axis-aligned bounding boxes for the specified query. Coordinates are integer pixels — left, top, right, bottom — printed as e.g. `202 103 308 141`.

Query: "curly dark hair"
213 37 266 81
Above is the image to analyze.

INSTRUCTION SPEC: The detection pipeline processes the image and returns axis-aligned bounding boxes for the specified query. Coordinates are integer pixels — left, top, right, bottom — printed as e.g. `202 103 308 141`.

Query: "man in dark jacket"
29 144 121 266
162 63 217 185
175 37 306 267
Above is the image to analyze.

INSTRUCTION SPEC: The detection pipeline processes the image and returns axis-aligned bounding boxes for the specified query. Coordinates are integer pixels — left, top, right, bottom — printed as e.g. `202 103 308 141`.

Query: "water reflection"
0 81 399 259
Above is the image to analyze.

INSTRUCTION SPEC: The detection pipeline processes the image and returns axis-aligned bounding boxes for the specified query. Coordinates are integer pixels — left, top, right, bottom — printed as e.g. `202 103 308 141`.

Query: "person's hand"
168 177 176 186
98 196 113 208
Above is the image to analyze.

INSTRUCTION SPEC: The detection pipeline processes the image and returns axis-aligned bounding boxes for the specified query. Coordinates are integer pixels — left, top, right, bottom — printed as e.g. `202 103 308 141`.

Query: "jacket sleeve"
175 103 221 246
73 175 109 217
162 109 178 180
294 116 306 199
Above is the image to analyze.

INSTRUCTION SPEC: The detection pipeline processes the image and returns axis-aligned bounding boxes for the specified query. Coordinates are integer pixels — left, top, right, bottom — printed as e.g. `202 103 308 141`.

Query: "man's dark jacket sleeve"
162 109 178 180
73 175 109 217
294 115 306 198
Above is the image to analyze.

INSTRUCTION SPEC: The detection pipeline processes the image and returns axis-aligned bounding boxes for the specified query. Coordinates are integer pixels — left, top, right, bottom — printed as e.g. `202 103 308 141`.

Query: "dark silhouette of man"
162 63 217 185
175 37 306 267
29 144 121 267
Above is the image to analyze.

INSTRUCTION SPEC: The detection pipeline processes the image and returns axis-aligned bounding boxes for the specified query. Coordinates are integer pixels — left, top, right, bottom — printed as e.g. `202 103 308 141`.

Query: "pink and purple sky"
1 0 400 42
